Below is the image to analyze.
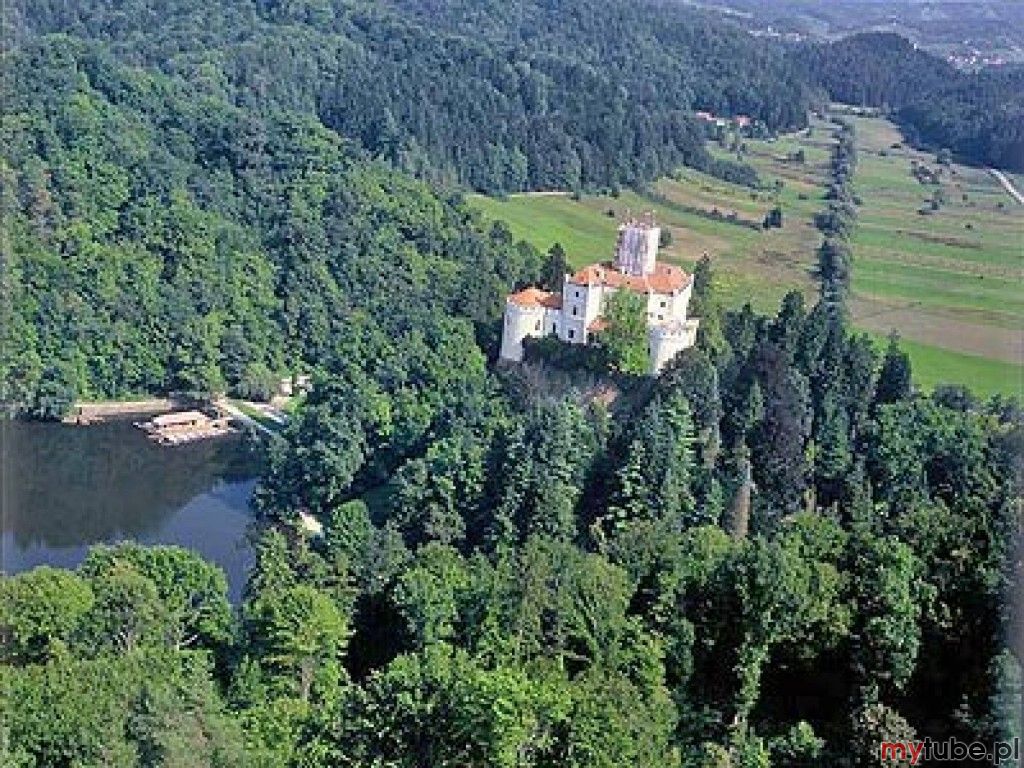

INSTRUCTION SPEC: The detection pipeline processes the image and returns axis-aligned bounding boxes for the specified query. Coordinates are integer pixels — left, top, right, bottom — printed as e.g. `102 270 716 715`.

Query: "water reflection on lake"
1 418 259 600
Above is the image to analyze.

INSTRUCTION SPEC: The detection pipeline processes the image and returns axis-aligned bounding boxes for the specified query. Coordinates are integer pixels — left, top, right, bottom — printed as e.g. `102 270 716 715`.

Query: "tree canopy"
2 2 1022 766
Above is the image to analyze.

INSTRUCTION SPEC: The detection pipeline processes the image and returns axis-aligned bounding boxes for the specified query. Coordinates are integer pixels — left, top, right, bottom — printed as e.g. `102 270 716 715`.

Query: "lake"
1 418 260 601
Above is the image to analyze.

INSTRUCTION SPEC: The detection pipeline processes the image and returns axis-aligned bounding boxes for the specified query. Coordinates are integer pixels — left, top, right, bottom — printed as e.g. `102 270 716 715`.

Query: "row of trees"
815 118 860 315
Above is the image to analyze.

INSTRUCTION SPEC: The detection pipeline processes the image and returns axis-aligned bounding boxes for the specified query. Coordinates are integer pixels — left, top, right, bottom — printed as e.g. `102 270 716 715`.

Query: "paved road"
988 168 1024 205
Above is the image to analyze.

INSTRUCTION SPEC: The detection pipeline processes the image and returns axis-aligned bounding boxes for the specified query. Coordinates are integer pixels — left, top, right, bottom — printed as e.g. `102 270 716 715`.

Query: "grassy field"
866 334 1022 399
470 115 1023 397
844 115 1022 370
473 118 838 315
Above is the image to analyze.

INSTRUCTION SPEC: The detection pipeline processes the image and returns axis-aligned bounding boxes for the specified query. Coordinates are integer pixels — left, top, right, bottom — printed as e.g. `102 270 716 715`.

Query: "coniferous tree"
813 393 853 509
540 242 569 293
748 341 812 524
604 391 697 534
875 333 913 406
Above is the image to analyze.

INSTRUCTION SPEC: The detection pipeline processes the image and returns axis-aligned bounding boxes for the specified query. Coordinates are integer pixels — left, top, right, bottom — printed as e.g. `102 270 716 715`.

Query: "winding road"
988 168 1024 205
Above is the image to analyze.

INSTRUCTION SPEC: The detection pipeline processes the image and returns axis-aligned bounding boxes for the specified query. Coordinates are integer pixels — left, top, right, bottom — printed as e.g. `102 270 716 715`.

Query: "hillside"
1 3 1021 767
0 37 541 416
471 113 1024 396
5 0 811 194
791 33 1024 171
687 0 1024 68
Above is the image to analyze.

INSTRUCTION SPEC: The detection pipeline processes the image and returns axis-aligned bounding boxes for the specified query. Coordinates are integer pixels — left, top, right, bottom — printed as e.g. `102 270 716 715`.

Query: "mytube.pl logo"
880 737 1021 765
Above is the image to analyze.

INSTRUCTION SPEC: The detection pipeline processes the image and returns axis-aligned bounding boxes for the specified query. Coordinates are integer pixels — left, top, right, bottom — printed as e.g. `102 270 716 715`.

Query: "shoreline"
63 398 178 425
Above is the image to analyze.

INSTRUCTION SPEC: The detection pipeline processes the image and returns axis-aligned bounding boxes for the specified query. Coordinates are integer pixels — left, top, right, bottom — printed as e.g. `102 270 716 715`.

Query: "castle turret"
499 287 563 362
648 318 700 374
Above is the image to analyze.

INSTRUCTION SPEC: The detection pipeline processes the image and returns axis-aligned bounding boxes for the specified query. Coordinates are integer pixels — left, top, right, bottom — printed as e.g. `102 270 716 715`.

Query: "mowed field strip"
470 115 1022 397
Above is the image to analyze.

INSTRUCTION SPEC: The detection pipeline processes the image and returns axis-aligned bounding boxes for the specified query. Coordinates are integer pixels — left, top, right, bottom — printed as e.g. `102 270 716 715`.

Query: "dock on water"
134 409 236 445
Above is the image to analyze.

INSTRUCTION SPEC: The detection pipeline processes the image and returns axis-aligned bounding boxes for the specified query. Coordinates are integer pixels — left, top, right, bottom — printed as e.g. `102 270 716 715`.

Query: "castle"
499 215 700 374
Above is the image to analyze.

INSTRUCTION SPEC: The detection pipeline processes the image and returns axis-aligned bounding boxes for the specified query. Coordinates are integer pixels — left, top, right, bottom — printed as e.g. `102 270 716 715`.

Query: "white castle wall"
644 282 691 326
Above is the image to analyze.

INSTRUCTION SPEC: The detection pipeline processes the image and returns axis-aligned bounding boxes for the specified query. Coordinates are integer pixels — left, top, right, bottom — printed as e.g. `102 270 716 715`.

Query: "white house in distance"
499 215 700 374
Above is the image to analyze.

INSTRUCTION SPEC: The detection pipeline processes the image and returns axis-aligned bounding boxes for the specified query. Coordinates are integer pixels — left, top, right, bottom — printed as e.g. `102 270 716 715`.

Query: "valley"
472 113 1023 396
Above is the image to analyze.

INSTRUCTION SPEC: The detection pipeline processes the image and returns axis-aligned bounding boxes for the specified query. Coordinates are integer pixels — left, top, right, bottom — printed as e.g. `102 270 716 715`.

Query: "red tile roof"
568 261 690 295
507 287 562 309
587 317 609 332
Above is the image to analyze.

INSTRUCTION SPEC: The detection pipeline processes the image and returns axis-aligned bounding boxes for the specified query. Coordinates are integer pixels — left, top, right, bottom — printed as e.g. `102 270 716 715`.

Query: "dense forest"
4 0 811 195
2 2 1022 766
792 33 1024 171
0 37 541 415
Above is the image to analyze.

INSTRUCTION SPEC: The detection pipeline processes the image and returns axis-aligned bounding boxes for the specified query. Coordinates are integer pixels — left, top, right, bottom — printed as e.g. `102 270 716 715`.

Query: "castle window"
572 306 578 316
657 314 663 321
574 290 580 298
568 329 576 340
660 300 666 308
535 320 541 331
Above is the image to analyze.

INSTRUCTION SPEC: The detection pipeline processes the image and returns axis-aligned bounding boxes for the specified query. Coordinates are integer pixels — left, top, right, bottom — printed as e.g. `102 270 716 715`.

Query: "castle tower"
614 214 660 276
499 287 562 362
500 301 543 362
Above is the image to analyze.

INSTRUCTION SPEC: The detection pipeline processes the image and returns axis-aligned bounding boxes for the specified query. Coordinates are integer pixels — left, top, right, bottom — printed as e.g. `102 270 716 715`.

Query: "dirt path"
509 190 569 198
217 400 278 437
218 399 293 436
988 168 1024 205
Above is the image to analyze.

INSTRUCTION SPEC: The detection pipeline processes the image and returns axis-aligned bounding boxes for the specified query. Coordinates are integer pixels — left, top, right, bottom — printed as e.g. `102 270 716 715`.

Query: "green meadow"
868 335 1023 399
470 115 1022 397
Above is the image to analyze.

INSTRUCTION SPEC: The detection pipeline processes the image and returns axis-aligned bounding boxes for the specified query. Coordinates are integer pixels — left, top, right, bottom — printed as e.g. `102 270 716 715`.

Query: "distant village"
694 110 753 130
